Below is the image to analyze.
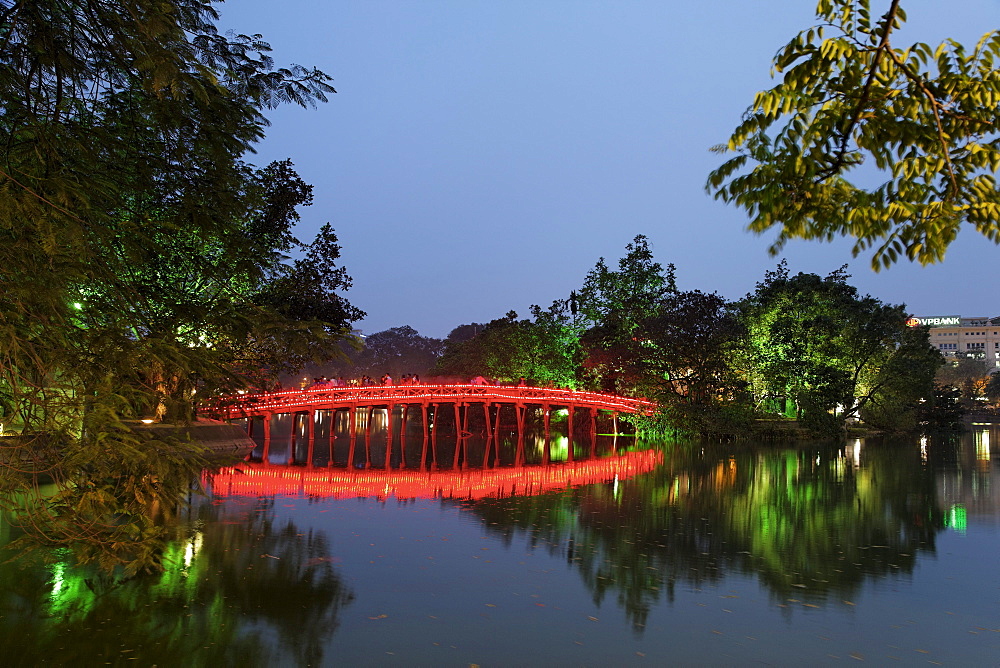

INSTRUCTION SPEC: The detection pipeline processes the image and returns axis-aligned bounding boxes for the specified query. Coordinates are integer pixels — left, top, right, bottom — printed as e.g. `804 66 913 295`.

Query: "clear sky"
219 0 1000 339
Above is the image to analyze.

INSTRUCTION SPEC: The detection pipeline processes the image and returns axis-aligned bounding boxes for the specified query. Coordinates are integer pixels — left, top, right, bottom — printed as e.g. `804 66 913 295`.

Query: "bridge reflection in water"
212 384 656 470
206 449 663 501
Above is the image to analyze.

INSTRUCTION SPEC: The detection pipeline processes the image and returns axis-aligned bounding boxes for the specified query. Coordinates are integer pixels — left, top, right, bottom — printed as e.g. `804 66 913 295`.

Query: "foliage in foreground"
708 0 1000 269
1 0 361 573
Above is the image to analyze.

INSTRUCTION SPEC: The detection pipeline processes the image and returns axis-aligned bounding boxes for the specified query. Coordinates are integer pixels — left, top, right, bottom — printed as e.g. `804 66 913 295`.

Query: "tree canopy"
1 1 359 428
433 306 580 387
733 262 940 433
0 0 361 573
707 0 1000 269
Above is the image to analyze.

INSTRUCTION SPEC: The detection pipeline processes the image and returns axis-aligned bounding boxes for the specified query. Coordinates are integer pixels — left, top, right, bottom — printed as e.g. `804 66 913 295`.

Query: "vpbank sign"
906 316 960 328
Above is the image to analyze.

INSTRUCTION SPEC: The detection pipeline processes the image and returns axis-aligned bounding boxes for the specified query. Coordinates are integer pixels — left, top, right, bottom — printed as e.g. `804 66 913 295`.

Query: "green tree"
351 326 443 378
935 357 989 387
433 304 580 386
933 357 991 409
624 290 750 435
247 221 365 383
577 235 676 393
0 0 358 573
857 323 945 431
735 263 940 434
916 384 965 430
984 372 1000 404
708 0 1000 268
577 235 675 331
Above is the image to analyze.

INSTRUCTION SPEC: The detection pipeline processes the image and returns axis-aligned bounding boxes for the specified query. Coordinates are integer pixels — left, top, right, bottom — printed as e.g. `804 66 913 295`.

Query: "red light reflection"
205 449 662 501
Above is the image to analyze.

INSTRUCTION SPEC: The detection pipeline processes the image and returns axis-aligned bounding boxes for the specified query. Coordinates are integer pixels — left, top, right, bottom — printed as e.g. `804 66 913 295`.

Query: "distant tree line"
415 236 947 438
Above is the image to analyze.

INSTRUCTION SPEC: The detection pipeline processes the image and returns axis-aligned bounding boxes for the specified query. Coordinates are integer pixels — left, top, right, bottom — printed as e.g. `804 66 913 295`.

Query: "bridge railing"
206 384 656 417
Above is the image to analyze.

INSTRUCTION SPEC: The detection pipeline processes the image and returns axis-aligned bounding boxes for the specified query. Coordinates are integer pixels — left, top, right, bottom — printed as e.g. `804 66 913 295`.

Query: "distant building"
907 315 1000 368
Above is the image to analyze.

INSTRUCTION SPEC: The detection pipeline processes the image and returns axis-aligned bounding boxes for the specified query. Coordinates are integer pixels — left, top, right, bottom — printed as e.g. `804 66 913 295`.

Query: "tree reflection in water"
0 435 961 661
464 439 943 631
0 496 353 667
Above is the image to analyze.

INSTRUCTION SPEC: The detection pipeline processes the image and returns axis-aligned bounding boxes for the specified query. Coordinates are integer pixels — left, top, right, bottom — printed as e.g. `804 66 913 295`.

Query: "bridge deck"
210 384 656 418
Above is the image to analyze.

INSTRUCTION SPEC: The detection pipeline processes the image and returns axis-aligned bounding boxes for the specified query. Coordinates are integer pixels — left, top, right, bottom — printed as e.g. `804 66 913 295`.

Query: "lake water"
1 425 998 666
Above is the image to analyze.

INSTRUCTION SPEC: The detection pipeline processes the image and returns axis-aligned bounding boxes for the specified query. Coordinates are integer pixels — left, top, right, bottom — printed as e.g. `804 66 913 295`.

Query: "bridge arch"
206 384 656 470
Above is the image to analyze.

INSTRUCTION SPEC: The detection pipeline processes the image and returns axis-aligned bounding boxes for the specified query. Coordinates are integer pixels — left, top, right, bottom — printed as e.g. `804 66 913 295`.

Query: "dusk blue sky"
220 1 999 339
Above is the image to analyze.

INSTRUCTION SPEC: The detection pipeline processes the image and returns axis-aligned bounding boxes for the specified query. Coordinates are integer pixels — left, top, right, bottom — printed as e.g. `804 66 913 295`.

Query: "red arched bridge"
205 384 656 468
210 384 655 419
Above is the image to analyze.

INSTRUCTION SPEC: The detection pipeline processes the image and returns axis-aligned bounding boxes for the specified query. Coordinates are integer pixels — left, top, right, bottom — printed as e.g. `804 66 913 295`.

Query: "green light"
946 504 967 534
72 302 82 310
549 435 569 461
49 562 65 599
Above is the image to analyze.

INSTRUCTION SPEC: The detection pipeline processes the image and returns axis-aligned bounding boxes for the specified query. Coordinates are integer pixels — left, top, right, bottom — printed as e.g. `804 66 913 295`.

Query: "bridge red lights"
208 383 657 418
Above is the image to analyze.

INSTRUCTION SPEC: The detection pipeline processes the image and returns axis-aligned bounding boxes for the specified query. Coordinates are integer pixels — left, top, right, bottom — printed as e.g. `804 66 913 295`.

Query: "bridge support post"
287 412 299 465
419 403 429 471
482 403 493 467
385 403 395 469
420 403 430 470
262 413 272 463
515 404 526 466
493 404 503 458
365 406 374 468
347 406 358 468
590 408 598 457
542 404 551 465
430 403 439 469
567 406 575 462
612 411 620 450
399 404 409 469
306 410 315 467
452 403 463 468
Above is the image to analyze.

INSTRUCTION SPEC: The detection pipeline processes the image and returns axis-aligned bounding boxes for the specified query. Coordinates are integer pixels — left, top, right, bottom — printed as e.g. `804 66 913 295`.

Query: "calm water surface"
1 426 999 666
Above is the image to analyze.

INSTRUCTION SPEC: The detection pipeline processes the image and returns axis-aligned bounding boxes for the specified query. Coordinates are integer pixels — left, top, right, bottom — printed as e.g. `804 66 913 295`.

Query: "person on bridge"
518 377 527 387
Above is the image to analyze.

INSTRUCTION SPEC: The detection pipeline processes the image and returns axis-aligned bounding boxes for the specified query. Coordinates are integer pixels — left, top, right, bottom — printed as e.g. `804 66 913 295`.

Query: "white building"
907 315 1000 368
